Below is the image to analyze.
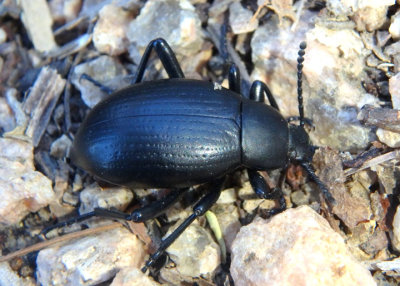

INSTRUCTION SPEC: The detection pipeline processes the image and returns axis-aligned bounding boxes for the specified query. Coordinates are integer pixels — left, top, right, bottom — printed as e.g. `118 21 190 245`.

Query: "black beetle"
45 38 334 272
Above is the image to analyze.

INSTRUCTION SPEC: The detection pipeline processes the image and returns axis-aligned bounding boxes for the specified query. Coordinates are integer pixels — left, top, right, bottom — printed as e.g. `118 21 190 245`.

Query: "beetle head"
288 124 315 163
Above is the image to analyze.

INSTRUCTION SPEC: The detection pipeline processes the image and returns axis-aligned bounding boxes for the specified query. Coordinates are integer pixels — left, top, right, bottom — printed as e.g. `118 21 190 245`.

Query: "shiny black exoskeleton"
45 39 334 272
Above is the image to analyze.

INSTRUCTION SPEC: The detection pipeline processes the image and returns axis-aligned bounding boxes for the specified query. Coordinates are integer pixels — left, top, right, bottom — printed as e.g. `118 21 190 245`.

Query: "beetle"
44 38 335 272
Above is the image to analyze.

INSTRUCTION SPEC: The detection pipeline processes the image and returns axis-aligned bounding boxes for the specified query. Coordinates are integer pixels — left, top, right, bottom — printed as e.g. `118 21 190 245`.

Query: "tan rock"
231 206 376 286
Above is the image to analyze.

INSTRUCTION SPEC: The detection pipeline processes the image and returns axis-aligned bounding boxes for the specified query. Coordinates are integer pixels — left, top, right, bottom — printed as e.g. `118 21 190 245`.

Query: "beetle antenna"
300 161 336 205
297 42 306 127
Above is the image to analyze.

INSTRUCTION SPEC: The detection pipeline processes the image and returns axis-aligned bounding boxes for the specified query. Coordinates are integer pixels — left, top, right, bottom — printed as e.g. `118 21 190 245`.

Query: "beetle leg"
300 161 336 205
247 169 286 214
141 178 224 273
41 188 189 236
249 80 280 110
40 208 130 236
79 73 115 95
127 188 188 222
228 63 241 94
133 38 185 83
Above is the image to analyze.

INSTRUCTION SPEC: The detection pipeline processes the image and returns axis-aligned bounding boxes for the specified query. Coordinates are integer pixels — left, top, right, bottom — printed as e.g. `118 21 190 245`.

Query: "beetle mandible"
45 38 335 272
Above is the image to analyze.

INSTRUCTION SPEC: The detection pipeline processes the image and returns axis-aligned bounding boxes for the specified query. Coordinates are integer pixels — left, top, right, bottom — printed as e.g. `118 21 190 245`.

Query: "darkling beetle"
44 38 335 272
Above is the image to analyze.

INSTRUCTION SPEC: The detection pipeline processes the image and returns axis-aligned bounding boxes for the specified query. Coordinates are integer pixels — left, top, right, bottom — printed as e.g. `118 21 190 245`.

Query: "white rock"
93 4 134 56
216 187 236 204
110 267 161 286
0 262 35 286
389 72 400 109
36 227 146 286
127 0 203 59
50 134 72 159
229 2 258 34
326 0 395 31
251 13 376 151
79 183 134 214
231 206 377 286
392 205 400 252
376 128 400 148
390 11 400 40
0 138 54 225
0 27 7 44
71 55 127 108
19 0 57 52
165 222 220 278
0 97 15 132
49 0 82 23
326 0 395 16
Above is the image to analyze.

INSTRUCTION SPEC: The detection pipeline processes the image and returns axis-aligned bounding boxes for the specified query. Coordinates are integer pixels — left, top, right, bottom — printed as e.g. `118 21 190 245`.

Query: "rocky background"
0 0 400 285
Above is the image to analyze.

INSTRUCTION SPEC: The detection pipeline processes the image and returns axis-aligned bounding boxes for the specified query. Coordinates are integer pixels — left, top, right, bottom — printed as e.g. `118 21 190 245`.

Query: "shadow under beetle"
44 38 335 272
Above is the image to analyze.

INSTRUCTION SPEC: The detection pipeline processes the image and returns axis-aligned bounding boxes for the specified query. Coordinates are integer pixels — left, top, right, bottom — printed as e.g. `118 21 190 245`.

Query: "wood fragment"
344 150 400 177
358 105 400 133
22 67 66 147
19 0 57 52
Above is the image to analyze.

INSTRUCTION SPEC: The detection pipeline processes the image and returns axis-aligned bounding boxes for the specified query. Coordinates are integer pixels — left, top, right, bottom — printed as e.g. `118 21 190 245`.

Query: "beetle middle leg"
133 38 185 83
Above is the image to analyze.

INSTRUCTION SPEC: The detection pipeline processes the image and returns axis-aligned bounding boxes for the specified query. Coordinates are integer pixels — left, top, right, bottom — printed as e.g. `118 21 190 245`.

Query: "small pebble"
78 183 134 214
376 128 400 148
127 0 203 59
164 222 220 279
50 134 72 158
0 138 54 225
229 2 258 34
389 72 400 109
93 4 134 56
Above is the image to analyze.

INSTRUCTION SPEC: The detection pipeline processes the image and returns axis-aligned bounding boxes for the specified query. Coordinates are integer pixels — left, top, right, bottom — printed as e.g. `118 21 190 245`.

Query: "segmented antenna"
297 42 306 127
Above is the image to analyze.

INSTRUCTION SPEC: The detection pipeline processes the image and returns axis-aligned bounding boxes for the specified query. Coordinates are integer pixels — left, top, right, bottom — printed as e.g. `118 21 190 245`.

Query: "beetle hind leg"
41 188 189 236
247 169 286 215
142 178 224 273
133 38 185 83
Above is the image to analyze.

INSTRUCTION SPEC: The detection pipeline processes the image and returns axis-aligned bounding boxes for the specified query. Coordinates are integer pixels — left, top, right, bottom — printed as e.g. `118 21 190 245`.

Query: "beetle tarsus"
248 169 286 213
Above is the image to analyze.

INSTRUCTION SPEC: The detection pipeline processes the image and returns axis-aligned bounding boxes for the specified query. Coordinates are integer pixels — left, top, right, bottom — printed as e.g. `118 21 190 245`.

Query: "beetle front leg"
133 38 185 83
247 169 286 215
142 178 224 272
